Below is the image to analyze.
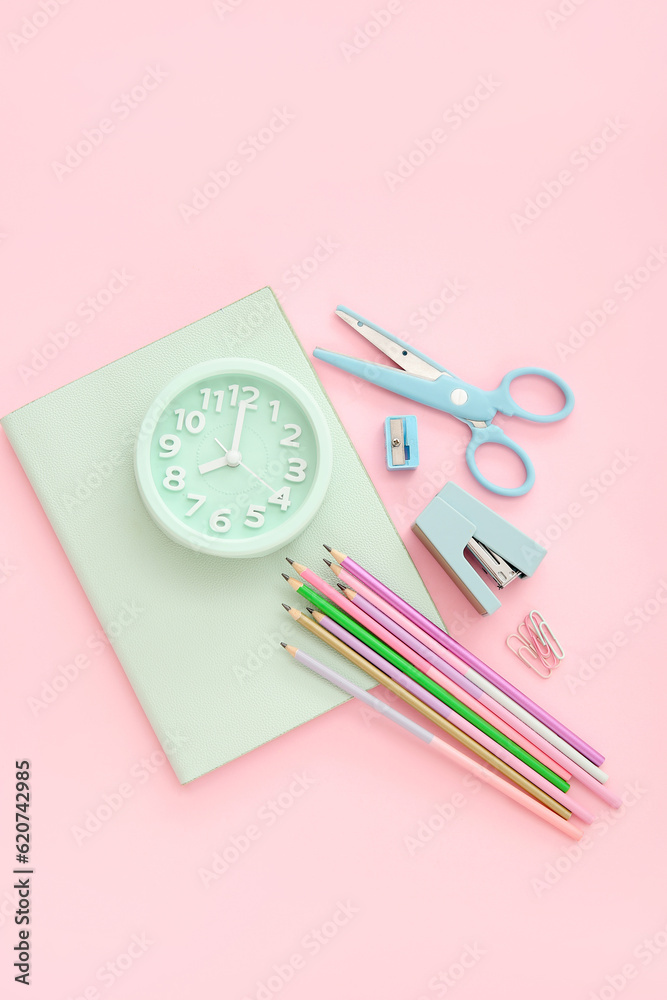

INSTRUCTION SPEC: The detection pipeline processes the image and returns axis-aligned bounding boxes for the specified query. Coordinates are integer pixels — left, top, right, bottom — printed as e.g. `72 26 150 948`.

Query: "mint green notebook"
2 289 445 783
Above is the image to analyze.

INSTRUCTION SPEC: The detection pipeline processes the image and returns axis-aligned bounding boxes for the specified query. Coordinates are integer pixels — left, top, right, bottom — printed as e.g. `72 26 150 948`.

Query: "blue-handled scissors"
313 306 574 497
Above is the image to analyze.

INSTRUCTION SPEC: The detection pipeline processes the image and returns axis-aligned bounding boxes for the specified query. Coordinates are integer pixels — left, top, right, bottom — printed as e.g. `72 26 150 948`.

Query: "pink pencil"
306 608 594 825
326 560 571 781
325 560 622 810
286 561 566 790
325 546 605 767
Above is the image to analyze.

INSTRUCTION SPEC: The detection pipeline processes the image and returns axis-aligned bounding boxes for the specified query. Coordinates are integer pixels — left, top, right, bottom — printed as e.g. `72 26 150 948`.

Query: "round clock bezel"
134 358 333 558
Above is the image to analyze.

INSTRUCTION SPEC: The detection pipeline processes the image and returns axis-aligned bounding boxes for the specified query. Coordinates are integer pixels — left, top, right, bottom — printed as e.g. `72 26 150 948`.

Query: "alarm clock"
134 358 333 558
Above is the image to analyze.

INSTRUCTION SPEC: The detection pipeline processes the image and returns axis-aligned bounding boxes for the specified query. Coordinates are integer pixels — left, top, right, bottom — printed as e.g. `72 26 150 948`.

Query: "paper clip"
506 611 564 678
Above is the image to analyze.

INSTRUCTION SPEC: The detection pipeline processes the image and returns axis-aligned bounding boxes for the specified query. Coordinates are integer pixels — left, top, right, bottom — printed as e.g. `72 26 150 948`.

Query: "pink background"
2 1 667 997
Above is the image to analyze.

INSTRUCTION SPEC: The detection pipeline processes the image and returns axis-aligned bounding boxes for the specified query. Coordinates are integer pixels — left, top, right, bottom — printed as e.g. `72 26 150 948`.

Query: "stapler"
412 482 546 615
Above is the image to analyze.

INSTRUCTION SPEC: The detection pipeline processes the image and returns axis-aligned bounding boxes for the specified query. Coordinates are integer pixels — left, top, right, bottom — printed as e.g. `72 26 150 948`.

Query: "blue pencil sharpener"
384 415 419 470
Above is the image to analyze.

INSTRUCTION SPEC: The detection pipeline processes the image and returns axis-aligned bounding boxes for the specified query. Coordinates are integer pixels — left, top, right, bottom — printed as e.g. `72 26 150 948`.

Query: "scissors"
313 306 574 497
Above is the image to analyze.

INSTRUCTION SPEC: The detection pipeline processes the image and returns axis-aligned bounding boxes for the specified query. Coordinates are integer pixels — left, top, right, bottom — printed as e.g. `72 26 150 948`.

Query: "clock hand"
212 437 277 492
236 460 278 494
226 404 248 467
198 437 231 474
198 455 229 474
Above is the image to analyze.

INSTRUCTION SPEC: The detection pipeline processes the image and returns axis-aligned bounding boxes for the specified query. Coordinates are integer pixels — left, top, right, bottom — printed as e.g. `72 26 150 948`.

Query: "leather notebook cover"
2 288 446 783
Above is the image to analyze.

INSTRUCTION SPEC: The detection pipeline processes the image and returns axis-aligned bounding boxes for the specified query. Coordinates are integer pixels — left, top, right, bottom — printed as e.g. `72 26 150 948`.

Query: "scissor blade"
334 307 443 382
313 347 446 411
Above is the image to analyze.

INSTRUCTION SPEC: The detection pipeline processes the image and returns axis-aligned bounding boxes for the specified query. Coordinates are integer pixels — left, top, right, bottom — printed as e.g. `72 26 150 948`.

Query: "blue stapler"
412 482 546 615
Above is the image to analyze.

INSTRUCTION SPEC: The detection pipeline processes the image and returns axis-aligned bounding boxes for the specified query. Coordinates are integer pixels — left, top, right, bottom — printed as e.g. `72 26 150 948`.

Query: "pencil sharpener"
384 415 419 470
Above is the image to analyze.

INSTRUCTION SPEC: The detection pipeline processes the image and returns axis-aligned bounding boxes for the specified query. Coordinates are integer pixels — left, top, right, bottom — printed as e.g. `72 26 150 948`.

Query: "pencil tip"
305 606 314 614
280 642 287 648
323 558 332 567
337 582 346 591
282 603 291 611
323 544 332 552
281 573 290 581
285 557 294 565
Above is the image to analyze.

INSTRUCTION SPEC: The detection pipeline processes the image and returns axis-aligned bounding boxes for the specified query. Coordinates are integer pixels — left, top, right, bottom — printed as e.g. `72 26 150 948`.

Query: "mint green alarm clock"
134 358 333 558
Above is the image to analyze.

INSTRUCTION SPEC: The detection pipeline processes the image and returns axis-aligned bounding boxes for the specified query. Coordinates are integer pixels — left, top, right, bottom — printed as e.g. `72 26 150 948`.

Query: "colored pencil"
327 579 622 813
332 574 571 781
323 547 606 773
326 561 584 780
281 642 582 841
291 565 621 809
288 605 594 825
284 611 569 820
283 571 567 791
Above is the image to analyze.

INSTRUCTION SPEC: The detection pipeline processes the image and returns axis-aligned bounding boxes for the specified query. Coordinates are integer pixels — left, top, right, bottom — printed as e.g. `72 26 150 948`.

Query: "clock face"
134 359 333 558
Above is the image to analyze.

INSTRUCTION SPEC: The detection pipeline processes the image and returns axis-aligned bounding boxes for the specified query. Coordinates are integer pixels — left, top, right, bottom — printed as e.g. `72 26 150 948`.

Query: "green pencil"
282 575 568 792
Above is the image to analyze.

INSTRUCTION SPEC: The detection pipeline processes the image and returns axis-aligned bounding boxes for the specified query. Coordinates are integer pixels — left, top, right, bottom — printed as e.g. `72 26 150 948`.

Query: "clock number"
228 384 239 406
213 390 225 412
241 386 259 409
284 458 307 482
209 508 232 533
244 505 266 528
269 400 280 423
268 487 291 511
174 409 205 433
280 424 302 448
158 434 181 458
163 466 186 491
200 388 211 410
185 411 205 434
185 493 206 516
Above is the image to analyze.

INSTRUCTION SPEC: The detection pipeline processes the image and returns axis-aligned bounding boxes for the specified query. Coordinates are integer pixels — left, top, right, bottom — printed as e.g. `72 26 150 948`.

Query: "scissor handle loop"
466 423 535 497
495 367 575 423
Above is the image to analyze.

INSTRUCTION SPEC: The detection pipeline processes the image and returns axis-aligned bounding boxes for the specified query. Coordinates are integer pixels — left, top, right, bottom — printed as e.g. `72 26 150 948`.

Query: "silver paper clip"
506 611 564 678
